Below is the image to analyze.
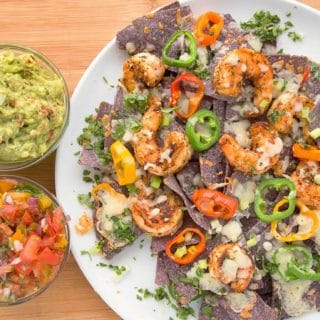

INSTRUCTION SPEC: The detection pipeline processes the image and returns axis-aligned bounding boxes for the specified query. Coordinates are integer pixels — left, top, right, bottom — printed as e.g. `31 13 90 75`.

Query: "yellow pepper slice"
110 140 136 186
38 195 53 209
271 199 319 242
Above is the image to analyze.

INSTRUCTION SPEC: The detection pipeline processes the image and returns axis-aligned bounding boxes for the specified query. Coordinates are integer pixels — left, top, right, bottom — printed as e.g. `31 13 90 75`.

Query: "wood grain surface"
0 0 319 319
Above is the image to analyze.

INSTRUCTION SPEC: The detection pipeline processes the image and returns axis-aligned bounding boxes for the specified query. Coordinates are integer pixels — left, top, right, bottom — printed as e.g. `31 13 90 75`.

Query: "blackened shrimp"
291 160 320 208
132 182 183 237
132 95 192 176
121 52 166 92
267 92 314 137
213 48 273 117
219 122 283 174
208 243 255 293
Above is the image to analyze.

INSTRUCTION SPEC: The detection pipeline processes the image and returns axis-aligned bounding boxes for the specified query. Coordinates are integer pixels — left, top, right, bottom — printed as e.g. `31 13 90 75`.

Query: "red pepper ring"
171 73 205 119
194 11 224 46
300 65 310 87
165 227 206 265
192 189 238 220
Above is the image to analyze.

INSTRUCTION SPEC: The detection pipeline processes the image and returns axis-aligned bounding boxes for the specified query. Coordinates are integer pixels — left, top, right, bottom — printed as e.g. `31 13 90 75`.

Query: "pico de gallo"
0 178 68 303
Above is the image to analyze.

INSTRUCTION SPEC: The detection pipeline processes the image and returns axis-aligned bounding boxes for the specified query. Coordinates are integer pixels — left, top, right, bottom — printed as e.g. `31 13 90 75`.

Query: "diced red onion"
10 257 21 265
4 194 13 205
28 197 39 207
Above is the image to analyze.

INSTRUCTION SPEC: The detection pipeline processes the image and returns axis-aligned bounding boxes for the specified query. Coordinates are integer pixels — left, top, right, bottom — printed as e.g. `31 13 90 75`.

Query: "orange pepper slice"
271 199 319 242
194 11 224 46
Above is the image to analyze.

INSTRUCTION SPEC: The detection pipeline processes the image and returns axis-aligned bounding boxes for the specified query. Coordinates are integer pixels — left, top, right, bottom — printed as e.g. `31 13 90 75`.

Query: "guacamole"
0 50 66 162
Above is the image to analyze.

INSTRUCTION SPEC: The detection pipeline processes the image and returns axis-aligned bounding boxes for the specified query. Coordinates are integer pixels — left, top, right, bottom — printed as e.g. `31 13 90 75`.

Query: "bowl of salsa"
0 44 69 171
0 176 69 305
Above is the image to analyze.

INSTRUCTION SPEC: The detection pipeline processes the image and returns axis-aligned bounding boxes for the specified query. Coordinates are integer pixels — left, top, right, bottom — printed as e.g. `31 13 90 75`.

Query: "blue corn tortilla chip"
117 4 193 56
309 99 320 147
155 237 220 305
78 101 113 170
272 279 320 319
199 291 278 320
304 61 320 99
176 162 203 201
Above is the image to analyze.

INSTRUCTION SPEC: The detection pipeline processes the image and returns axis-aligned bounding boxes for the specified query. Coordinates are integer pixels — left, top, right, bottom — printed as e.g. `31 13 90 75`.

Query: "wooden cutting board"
0 0 319 319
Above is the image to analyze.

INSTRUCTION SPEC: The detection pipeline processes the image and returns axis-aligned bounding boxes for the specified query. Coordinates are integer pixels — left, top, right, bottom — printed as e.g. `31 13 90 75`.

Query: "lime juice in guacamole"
0 50 66 162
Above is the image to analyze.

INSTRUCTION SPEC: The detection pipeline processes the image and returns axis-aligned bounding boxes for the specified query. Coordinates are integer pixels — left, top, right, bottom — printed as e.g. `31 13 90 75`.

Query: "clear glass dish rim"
0 43 70 171
0 174 70 306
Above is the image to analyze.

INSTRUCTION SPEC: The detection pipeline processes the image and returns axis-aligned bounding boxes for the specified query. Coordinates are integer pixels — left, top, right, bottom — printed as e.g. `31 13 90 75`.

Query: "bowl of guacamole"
0 44 69 170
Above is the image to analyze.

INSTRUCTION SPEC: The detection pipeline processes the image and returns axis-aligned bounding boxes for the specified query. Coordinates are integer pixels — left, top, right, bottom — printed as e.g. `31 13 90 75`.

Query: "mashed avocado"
0 50 66 162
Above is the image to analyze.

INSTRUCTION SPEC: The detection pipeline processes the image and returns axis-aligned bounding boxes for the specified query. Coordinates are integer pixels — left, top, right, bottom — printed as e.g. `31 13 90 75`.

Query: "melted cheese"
100 191 131 217
221 258 239 281
274 280 314 317
233 180 256 210
224 120 251 147
225 291 257 314
221 221 242 242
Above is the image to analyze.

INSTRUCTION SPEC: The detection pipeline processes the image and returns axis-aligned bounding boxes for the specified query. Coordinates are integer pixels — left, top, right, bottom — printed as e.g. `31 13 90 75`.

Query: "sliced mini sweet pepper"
186 109 221 151
110 140 136 185
162 30 197 68
165 227 206 265
300 65 310 87
292 143 320 161
171 73 205 119
92 182 124 202
254 178 296 223
271 199 319 242
194 11 224 46
192 189 238 220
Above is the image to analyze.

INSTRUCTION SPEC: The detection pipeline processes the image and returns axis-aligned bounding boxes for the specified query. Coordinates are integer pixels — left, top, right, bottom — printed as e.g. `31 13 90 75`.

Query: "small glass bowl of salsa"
0 175 70 305
0 44 70 171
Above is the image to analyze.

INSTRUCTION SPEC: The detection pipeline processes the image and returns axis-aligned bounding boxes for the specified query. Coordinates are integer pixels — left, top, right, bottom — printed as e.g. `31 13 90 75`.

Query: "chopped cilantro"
102 76 115 88
77 114 111 165
110 215 136 244
286 12 292 17
83 169 90 176
310 62 320 80
83 176 93 183
124 92 150 113
288 31 303 42
127 117 142 131
192 62 211 80
241 10 302 43
277 48 284 54
74 150 80 156
268 110 286 124
126 183 139 194
96 262 127 276
15 183 42 196
80 250 92 260
284 20 294 28
201 305 213 316
77 193 94 209
111 123 126 140
240 11 283 41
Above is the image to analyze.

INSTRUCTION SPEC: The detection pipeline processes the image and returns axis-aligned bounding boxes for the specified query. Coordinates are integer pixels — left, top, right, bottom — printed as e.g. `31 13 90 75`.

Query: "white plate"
55 0 320 319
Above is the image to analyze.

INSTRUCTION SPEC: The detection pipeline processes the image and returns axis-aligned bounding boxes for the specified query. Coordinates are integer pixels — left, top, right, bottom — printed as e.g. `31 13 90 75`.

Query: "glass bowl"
0 175 70 305
0 44 70 171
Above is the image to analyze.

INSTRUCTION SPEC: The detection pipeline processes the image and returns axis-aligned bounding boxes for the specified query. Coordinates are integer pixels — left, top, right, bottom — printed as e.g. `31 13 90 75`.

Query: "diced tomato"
0 205 17 224
0 264 14 276
0 222 14 236
41 236 55 248
38 247 60 266
22 211 33 225
14 262 32 276
51 207 65 234
20 235 42 263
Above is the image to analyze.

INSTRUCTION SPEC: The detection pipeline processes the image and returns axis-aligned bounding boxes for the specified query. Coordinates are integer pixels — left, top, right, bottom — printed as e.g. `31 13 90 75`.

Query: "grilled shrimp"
291 160 320 208
121 52 166 92
213 48 273 117
208 243 255 293
132 182 183 237
219 122 283 174
267 92 314 136
133 95 192 176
